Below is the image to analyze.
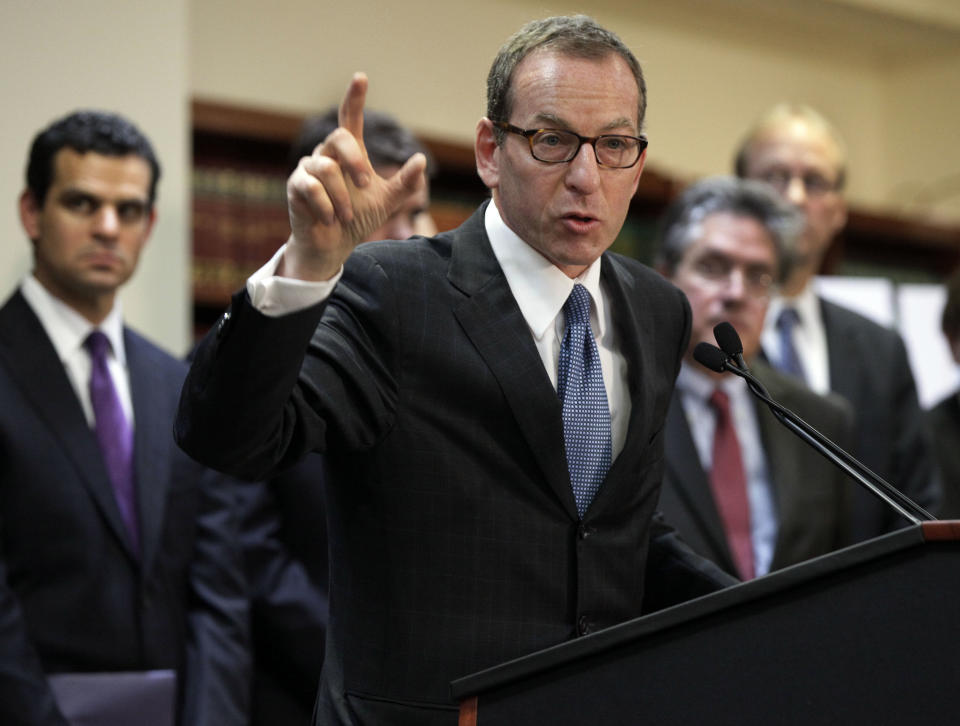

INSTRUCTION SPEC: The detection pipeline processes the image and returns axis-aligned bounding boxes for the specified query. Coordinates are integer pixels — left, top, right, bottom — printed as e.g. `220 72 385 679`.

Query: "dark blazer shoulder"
819 297 905 355
756 358 852 429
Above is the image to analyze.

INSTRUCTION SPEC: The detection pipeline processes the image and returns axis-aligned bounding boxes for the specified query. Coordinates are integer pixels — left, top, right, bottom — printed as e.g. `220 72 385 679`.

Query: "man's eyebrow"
531 113 637 134
59 187 147 205
59 187 99 200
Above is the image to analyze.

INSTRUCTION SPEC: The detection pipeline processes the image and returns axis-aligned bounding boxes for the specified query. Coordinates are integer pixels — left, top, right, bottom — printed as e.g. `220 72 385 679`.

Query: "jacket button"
577 524 595 540
577 615 591 636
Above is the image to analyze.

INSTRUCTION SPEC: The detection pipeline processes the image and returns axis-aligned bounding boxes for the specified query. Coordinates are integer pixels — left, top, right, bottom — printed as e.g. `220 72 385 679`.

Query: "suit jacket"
176 202 737 726
657 361 853 578
0 290 249 726
820 299 940 541
927 393 960 518
236 456 329 726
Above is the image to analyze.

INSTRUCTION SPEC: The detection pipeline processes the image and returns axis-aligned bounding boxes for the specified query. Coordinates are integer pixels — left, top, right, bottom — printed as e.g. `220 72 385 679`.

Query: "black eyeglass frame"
493 121 648 169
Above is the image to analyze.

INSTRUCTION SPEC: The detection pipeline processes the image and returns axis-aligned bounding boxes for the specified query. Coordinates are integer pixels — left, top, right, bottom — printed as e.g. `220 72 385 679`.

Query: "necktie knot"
85 330 111 361
777 307 801 333
709 388 731 415
563 284 592 328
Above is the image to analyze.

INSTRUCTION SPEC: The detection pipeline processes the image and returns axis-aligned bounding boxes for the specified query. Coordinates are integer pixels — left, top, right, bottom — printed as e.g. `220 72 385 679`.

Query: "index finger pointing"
339 72 368 146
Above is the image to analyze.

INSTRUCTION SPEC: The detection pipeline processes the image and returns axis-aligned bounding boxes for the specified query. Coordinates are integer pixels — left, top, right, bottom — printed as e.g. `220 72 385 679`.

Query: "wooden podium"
452 521 960 725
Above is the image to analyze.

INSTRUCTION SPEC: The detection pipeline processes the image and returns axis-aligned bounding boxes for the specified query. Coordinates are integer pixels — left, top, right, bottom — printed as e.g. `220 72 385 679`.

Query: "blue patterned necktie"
776 307 807 383
557 284 612 518
85 331 139 554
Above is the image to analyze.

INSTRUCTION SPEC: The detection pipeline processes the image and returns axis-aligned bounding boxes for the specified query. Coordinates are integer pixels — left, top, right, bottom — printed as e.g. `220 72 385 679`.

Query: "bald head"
735 104 847 189
734 104 848 292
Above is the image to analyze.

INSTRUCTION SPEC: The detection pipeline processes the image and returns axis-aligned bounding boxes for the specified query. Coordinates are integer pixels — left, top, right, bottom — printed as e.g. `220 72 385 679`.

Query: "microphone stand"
722 356 933 525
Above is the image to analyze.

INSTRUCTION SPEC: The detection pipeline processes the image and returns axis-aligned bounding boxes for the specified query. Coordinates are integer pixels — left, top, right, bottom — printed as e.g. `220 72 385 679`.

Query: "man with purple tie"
0 110 249 725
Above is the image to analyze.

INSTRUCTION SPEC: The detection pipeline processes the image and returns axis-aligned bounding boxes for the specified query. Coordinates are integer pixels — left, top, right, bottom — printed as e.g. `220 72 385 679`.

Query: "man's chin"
79 270 129 295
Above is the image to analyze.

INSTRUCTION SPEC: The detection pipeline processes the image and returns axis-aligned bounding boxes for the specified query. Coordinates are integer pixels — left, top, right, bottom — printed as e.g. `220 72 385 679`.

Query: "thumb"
383 152 428 205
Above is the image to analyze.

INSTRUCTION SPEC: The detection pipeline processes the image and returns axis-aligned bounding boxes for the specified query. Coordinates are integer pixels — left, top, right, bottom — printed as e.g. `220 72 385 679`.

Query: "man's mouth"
561 213 600 233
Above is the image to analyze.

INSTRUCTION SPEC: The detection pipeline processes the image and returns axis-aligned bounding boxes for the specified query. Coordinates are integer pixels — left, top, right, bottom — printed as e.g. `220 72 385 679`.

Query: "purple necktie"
85 331 139 554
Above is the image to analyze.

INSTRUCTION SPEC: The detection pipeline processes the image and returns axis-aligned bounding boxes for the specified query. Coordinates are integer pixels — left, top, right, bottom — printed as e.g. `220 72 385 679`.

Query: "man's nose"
564 142 601 193
784 174 808 205
723 267 749 300
92 206 120 237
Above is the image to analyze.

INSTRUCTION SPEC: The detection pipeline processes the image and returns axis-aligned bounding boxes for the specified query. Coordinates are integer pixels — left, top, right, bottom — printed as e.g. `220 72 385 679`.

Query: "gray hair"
486 15 646 144
655 176 803 284
733 103 848 190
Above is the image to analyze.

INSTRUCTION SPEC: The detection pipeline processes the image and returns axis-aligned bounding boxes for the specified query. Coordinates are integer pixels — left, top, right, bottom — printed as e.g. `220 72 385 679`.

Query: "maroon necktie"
708 388 754 580
85 331 139 554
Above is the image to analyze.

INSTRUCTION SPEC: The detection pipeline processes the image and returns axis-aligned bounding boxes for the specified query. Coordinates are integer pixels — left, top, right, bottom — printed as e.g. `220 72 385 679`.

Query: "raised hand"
280 73 427 281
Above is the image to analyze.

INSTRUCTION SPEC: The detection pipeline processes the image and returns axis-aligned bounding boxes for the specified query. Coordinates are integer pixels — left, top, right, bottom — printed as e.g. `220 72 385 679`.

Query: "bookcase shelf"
190 98 960 337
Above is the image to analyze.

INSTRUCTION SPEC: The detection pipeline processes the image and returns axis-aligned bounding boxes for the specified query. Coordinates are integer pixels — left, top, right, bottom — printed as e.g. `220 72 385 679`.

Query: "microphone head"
714 322 744 357
693 342 728 373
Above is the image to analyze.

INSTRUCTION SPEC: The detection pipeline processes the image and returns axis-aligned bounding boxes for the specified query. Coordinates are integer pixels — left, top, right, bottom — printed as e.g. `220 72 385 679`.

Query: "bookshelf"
190 98 960 336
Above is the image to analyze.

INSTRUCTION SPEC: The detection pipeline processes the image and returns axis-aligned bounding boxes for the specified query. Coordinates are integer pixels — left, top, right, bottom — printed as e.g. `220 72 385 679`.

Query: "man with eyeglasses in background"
734 104 940 542
176 14 737 726
653 176 853 583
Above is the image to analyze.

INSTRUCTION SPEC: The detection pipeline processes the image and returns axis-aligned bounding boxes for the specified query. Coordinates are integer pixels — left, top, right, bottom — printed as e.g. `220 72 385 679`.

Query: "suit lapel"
663 394 735 569
0 292 137 559
582 256 652 512
751 366 798 569
603 256 648 465
125 331 172 572
821 298 862 404
448 205 576 519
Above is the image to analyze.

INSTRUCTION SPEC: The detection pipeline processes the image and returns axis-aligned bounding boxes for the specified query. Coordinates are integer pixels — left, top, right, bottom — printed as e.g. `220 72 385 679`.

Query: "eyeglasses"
686 254 776 300
493 121 647 169
758 168 839 197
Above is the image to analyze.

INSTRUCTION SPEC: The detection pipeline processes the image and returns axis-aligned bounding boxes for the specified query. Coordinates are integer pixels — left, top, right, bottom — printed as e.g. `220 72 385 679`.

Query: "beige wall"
0 0 190 355
884 54 960 223
1 0 958 351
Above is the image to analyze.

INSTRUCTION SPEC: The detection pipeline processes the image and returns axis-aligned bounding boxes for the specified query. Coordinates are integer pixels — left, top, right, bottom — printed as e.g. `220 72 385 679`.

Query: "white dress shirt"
763 285 830 395
676 362 778 576
20 275 134 428
245 201 631 458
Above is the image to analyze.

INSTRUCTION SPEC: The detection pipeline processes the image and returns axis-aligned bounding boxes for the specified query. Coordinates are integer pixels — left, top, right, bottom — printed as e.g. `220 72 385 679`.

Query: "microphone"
696 326 934 526
693 342 729 373
713 322 747 370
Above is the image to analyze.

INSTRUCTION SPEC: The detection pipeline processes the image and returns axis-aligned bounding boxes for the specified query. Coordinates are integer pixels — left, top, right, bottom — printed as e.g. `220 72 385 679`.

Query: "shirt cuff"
246 243 344 317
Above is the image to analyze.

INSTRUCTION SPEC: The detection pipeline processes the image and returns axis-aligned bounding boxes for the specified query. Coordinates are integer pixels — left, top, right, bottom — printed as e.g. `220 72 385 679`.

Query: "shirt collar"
677 359 743 400
20 274 127 366
484 200 606 341
769 281 820 328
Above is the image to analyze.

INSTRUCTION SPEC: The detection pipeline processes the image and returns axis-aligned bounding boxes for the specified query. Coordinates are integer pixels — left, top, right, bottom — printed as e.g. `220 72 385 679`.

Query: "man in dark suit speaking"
176 15 736 726
0 111 249 724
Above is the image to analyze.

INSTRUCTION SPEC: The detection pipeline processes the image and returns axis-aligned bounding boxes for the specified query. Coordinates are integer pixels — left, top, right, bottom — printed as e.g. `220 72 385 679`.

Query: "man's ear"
628 147 647 196
144 206 158 240
18 189 45 244
475 118 500 191
831 195 848 238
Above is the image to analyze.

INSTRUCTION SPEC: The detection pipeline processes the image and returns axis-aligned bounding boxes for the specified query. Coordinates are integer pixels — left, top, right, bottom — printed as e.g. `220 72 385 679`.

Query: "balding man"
735 104 940 541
